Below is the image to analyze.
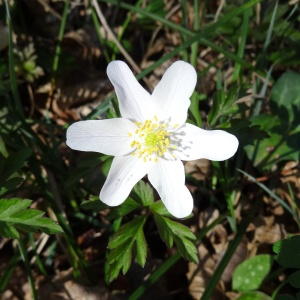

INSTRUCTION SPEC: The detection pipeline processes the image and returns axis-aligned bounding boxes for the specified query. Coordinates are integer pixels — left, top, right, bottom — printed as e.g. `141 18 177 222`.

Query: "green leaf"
237 291 272 300
80 196 110 212
173 236 198 264
219 119 269 147
288 270 300 288
274 236 300 268
164 218 196 241
106 216 148 282
244 72 300 170
0 149 32 184
109 216 146 249
0 177 23 196
135 228 147 267
0 222 19 239
121 246 133 275
270 71 300 123
232 254 272 292
106 198 140 221
208 87 242 127
244 114 300 170
0 198 32 219
0 198 63 238
132 180 154 206
153 214 198 263
150 200 174 217
153 214 173 248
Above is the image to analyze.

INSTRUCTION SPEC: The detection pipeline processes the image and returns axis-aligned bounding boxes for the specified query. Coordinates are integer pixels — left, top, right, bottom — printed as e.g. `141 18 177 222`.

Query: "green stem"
51 0 71 84
17 238 37 300
5 0 24 119
232 7 251 82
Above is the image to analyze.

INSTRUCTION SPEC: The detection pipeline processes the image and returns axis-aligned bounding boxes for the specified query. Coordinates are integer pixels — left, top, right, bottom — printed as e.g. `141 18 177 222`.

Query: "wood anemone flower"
66 60 239 218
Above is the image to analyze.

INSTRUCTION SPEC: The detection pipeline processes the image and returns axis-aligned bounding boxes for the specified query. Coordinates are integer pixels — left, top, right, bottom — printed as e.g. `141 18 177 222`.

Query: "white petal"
107 61 155 121
174 123 239 161
66 118 136 156
100 155 152 206
151 61 197 126
148 159 193 218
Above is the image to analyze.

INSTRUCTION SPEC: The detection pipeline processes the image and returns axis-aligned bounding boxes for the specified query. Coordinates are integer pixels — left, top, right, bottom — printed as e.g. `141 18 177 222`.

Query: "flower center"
128 116 177 162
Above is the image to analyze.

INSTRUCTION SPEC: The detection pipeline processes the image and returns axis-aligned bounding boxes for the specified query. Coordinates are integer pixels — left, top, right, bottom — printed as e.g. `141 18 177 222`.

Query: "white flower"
66 61 239 218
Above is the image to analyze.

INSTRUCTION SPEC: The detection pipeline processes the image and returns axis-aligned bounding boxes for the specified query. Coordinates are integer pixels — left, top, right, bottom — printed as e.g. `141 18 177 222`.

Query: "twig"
214 0 225 22
36 0 62 20
91 0 153 89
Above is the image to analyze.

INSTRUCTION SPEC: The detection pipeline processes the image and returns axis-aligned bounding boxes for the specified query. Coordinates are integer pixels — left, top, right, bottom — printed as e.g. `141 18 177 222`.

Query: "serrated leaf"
107 239 133 264
11 209 44 220
106 198 140 220
109 216 146 249
106 216 148 282
132 180 154 206
274 236 300 268
0 199 32 219
121 247 132 275
288 270 300 288
173 236 198 263
153 214 173 248
164 218 196 241
0 198 63 237
154 214 198 263
208 87 241 127
232 254 272 292
135 228 147 267
150 200 173 217
0 222 19 239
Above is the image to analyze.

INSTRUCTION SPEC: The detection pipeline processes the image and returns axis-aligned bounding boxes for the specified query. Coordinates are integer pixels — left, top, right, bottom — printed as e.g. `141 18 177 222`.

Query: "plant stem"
17 238 38 300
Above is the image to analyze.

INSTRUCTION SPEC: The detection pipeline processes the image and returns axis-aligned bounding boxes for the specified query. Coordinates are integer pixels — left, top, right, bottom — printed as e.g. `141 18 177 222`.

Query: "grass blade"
232 7 251 82
238 169 299 224
4 0 23 118
51 0 71 83
201 215 252 300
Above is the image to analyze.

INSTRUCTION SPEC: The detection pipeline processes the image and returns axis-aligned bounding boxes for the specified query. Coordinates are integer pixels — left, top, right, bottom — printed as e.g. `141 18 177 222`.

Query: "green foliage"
245 71 300 170
273 236 300 297
14 43 44 82
232 255 272 292
0 149 32 186
80 196 110 211
270 71 300 123
149 200 173 217
153 213 198 263
220 119 269 147
0 198 63 239
132 180 154 206
106 216 147 282
288 270 300 289
208 88 242 127
237 291 271 300
1 0 300 297
273 236 300 268
106 198 140 221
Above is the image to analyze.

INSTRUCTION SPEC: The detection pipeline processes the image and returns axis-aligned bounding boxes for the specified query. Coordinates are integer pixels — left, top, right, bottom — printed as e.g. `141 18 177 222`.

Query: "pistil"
128 116 176 162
